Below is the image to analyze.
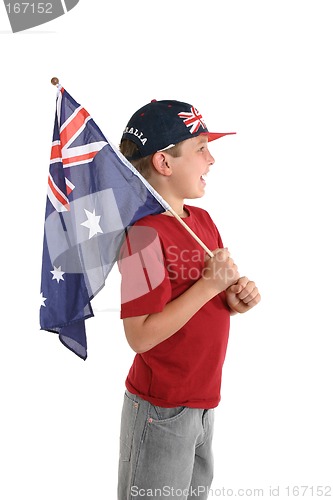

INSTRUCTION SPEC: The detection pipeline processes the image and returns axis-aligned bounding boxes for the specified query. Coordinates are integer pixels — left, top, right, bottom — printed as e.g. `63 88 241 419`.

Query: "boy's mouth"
200 174 207 185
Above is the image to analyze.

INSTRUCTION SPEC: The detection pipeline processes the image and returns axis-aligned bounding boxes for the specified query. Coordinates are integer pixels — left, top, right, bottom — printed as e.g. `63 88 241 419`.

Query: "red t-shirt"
118 205 230 409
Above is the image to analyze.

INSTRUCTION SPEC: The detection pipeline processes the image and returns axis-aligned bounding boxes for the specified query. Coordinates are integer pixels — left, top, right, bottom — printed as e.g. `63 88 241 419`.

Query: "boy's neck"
162 199 188 218
150 180 188 218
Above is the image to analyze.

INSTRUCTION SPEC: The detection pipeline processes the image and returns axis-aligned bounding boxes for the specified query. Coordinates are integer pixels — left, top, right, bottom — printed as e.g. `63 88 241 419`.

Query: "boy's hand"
225 276 261 314
202 248 240 293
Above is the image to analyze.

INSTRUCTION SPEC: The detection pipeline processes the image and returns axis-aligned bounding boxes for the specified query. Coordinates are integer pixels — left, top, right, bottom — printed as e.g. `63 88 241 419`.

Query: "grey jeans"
118 390 215 500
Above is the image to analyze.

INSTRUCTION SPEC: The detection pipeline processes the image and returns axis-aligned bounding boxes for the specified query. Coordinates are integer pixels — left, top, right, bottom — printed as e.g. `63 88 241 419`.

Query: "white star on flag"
80 208 103 239
50 265 65 283
40 292 47 307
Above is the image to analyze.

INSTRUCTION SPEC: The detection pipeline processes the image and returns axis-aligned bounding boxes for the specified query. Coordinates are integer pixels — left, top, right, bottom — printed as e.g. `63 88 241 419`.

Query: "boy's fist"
225 276 261 314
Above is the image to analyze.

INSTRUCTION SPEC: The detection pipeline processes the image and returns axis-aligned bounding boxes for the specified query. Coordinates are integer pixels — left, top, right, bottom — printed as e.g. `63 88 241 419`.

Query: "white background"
1 1 332 498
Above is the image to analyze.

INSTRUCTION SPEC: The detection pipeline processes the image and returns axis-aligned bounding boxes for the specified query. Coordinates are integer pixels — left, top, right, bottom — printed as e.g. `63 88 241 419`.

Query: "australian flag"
40 86 167 359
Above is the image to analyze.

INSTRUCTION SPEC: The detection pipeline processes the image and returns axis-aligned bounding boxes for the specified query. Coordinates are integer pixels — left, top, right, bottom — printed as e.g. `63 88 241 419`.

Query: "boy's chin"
185 192 205 200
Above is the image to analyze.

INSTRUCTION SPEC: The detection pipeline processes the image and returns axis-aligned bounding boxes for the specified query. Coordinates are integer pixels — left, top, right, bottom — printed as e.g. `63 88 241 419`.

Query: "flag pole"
51 77 59 86
50 77 214 258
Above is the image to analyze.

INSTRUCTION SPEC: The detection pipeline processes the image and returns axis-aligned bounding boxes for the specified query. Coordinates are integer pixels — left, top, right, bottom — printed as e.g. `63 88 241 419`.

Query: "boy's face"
165 136 215 200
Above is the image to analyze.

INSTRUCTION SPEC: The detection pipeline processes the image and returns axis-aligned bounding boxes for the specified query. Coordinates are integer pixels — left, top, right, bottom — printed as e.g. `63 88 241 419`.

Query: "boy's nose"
207 150 215 165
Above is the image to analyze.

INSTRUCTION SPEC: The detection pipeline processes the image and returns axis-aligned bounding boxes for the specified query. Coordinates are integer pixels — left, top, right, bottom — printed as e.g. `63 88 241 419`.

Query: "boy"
117 100 261 499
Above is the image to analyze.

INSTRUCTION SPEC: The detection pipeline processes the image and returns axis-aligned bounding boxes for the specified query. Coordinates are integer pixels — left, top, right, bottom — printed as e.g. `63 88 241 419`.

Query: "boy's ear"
151 152 172 177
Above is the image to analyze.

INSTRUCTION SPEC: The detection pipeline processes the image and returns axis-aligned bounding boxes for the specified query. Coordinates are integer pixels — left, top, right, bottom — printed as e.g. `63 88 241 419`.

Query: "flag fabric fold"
40 86 169 359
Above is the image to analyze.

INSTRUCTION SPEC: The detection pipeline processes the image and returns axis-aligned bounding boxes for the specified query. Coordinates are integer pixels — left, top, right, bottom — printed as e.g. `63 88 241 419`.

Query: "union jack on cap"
121 100 235 160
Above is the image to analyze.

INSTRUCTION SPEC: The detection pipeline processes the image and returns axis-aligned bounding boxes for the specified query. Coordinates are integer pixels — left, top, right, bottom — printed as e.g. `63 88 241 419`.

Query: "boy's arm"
124 248 239 353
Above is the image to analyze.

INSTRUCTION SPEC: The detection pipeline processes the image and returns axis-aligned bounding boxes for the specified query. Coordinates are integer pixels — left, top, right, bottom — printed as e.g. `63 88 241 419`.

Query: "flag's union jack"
48 89 107 212
40 86 167 359
178 106 207 134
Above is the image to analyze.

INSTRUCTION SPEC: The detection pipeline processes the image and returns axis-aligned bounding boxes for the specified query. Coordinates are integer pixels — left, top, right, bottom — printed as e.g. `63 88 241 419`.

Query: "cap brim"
201 132 236 142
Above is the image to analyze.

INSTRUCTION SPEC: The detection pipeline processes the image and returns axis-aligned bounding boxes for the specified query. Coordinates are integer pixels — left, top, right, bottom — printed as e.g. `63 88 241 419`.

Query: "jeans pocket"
119 392 139 462
150 404 187 422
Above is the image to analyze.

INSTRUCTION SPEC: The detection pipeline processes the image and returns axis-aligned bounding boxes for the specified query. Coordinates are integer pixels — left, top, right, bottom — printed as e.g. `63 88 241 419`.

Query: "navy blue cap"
121 99 235 160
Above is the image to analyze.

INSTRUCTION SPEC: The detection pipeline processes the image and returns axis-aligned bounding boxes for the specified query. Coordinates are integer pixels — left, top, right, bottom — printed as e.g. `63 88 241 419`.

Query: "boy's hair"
119 139 183 180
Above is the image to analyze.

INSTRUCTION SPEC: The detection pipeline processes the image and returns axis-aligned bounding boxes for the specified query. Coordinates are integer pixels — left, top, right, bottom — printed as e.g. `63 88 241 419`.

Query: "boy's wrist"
226 301 238 315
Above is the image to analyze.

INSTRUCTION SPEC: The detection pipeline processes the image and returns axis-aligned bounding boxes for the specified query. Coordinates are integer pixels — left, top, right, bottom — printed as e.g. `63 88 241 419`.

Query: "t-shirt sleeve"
118 224 172 318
